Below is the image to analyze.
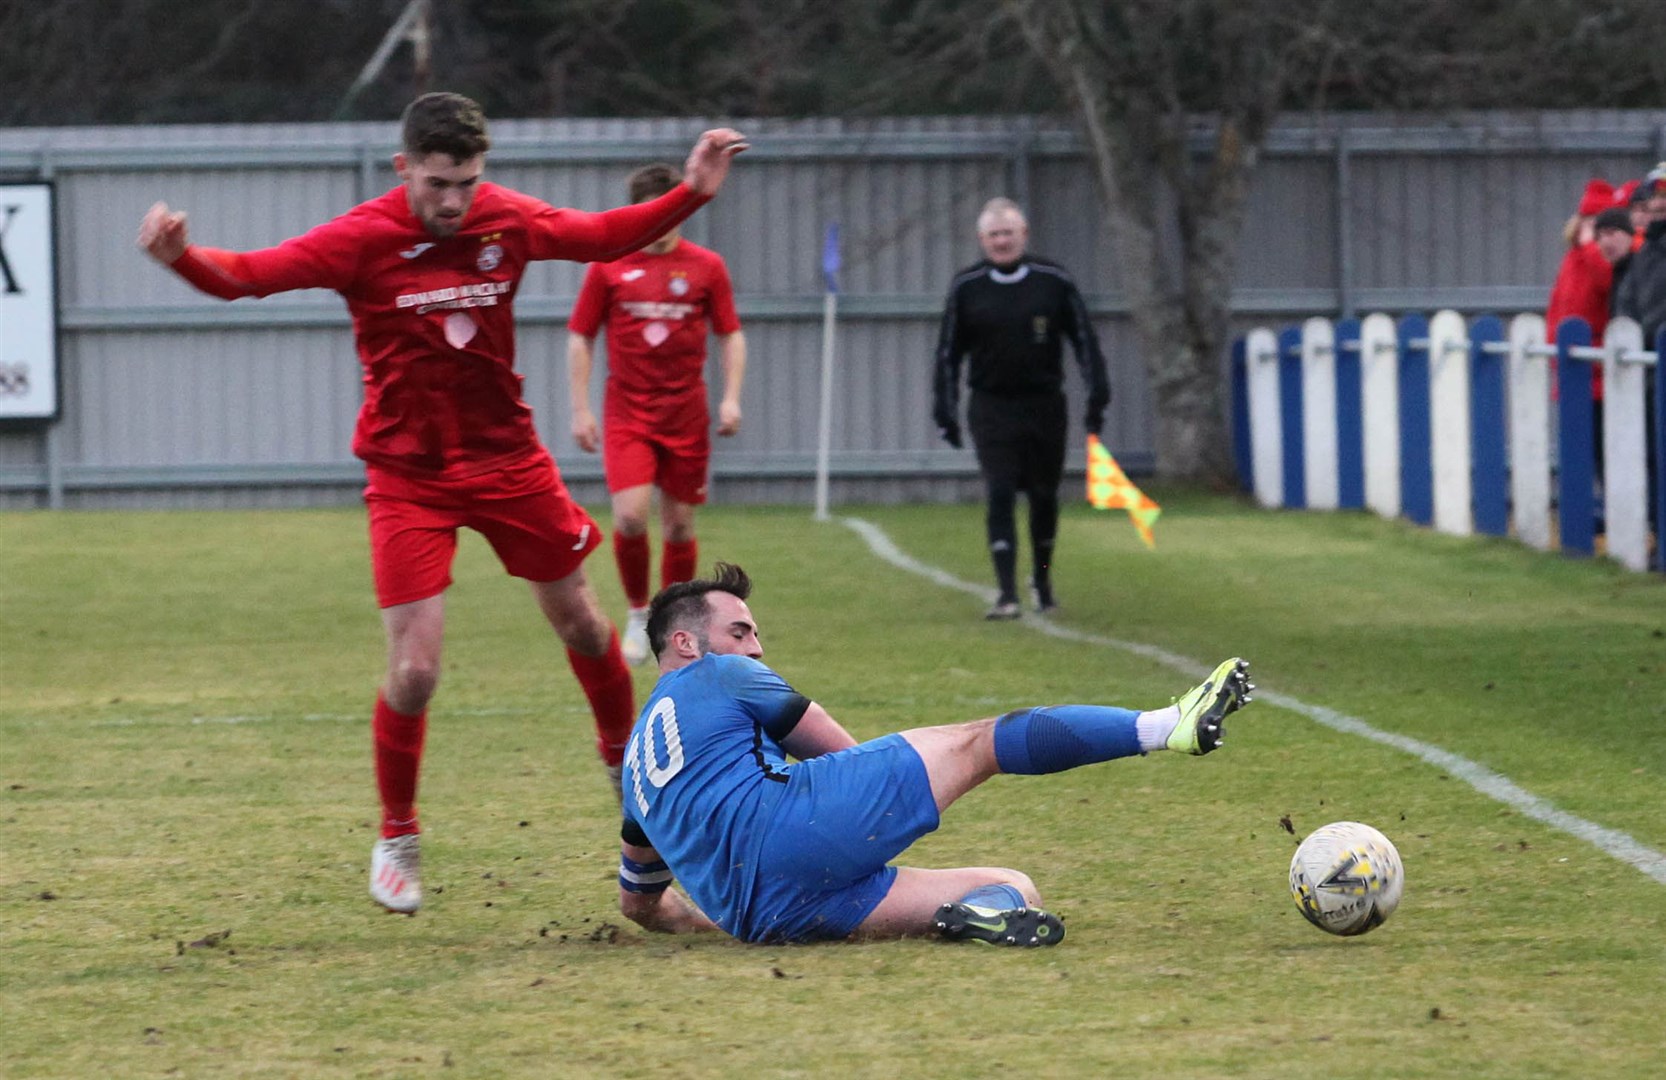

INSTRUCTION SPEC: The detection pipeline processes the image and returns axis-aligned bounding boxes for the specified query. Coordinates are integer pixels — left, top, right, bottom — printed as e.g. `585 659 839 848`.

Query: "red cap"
1578 178 1616 216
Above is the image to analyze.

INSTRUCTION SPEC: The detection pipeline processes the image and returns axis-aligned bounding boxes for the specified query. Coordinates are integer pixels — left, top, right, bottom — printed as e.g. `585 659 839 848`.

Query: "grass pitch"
3 494 1665 1078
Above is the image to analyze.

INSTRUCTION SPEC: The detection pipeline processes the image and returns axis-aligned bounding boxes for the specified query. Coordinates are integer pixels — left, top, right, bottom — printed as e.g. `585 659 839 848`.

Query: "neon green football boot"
1167 657 1253 755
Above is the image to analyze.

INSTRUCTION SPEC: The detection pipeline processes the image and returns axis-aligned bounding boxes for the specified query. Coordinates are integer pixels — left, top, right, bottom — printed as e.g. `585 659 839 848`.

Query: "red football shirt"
567 240 740 427
167 181 710 480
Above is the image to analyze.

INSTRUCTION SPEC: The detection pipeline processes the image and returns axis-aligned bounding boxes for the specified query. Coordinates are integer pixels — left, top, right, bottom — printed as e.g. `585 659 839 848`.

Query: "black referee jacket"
931 255 1111 440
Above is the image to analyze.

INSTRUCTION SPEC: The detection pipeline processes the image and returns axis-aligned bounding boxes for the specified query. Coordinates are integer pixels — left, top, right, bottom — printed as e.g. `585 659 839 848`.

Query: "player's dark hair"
401 92 491 160
628 162 680 204
646 562 753 658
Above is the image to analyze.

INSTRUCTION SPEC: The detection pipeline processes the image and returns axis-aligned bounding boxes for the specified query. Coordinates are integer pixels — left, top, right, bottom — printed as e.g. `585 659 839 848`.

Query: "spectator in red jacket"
1546 189 1633 448
1547 181 1621 349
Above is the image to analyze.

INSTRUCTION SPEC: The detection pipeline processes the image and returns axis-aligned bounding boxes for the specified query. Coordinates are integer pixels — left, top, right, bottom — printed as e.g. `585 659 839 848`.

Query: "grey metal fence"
1 109 1662 509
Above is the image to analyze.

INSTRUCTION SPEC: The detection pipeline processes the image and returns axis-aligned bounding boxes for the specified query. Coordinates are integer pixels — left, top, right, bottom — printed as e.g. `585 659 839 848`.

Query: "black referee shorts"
967 390 1068 495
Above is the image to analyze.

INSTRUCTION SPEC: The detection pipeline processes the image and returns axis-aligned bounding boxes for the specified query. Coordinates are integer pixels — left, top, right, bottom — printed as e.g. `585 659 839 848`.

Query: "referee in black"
932 197 1111 619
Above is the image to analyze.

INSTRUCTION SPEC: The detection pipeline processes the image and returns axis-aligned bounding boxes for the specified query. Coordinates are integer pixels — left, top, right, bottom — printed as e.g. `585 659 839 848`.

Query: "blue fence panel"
1555 316 1595 557
1469 314 1509 537
1232 336 1253 495
1278 325 1306 509
1334 317 1364 510
1397 313 1433 527
1236 309 1660 576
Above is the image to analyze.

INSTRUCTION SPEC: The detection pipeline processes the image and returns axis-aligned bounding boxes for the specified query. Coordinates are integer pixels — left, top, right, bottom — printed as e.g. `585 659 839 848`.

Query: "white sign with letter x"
0 183 58 421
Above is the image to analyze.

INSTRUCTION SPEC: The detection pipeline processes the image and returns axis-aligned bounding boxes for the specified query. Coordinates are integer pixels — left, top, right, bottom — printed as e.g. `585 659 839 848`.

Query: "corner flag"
821 223 840 294
1086 434 1160 549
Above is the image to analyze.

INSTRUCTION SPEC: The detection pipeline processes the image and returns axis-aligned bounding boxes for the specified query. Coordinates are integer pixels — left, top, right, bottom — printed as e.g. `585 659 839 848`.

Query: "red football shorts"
602 415 711 506
364 451 602 608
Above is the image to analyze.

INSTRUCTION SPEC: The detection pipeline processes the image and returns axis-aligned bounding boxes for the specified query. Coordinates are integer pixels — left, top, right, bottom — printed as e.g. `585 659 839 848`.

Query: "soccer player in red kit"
136 92 747 915
567 163 746 664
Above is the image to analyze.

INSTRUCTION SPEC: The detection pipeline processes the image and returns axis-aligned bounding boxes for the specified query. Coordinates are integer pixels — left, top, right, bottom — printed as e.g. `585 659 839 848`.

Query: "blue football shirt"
621 653 810 937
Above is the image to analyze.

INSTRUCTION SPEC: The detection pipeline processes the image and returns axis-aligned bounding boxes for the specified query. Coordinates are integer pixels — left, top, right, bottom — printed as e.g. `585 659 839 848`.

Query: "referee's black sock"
1029 493 1058 606
987 491 1020 601
1031 540 1055 606
990 540 1018 602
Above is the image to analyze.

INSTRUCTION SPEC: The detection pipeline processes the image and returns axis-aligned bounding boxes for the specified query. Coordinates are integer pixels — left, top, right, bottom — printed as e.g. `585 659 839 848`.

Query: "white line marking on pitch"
842 516 1666 887
84 707 543 729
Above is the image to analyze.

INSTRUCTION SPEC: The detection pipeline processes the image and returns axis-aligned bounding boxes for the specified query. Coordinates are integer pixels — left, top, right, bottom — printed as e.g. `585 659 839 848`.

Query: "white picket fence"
1230 312 1664 573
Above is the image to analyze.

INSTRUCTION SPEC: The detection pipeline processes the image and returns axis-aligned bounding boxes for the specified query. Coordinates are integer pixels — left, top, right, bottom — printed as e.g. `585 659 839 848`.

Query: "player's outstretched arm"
138 202 190 265
620 885 714 935
681 128 749 197
137 201 347 300
619 840 718 935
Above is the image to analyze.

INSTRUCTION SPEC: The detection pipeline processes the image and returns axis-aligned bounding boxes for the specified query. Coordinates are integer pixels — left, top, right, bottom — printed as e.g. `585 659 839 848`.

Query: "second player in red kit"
568 163 746 664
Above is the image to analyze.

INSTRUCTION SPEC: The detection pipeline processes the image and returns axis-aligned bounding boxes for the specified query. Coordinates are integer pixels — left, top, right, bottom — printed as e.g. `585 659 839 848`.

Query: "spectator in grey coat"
1614 166 1666 342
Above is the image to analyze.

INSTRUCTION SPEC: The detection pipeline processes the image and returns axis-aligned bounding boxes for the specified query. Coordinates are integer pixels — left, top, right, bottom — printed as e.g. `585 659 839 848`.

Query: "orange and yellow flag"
1086 434 1161 549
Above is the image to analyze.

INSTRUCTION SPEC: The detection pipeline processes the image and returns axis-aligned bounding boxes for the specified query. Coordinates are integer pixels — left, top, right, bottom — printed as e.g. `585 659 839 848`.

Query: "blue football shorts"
743 733 942 943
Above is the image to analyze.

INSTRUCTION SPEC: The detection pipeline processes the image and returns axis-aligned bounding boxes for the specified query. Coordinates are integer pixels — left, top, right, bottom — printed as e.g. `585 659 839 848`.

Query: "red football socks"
567 629 635 766
373 693 426 839
613 531 651 609
662 537 698 590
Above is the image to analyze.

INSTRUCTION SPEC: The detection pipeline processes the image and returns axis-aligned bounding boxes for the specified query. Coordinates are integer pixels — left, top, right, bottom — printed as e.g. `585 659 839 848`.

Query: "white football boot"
369 833 422 914
621 607 651 666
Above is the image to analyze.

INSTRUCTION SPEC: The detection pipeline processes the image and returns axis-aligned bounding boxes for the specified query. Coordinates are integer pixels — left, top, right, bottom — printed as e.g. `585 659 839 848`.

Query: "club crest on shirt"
668 273 690 297
477 243 504 272
1032 315 1049 343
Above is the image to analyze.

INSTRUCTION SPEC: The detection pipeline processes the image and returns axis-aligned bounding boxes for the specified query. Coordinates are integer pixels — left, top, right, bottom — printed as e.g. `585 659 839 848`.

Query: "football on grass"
1288 821 1404 936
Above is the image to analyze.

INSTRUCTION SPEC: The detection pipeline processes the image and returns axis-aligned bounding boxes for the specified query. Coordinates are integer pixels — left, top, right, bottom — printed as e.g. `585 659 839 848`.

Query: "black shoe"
1031 582 1058 613
935 901 1064 947
984 598 1022 620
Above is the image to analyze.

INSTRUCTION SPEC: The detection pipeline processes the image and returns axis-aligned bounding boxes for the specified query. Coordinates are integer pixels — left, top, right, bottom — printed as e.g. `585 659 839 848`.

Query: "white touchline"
841 516 1666 887
80 706 548 729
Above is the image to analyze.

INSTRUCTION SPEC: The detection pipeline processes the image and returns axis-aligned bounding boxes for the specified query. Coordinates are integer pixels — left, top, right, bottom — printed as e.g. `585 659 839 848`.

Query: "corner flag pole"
813 223 840 521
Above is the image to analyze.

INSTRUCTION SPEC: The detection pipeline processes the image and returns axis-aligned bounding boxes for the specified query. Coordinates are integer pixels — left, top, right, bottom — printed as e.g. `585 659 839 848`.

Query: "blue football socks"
992 705 1142 775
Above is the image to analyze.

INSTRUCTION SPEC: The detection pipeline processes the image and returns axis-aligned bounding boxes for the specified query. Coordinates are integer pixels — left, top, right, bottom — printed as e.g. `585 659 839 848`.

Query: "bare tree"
997 0 1666 482
0 0 411 125
1002 0 1331 483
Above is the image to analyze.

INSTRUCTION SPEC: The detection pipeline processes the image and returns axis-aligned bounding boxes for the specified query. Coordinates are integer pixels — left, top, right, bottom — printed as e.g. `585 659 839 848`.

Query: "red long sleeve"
168 245 266 299
527 183 711 263
167 215 361 300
